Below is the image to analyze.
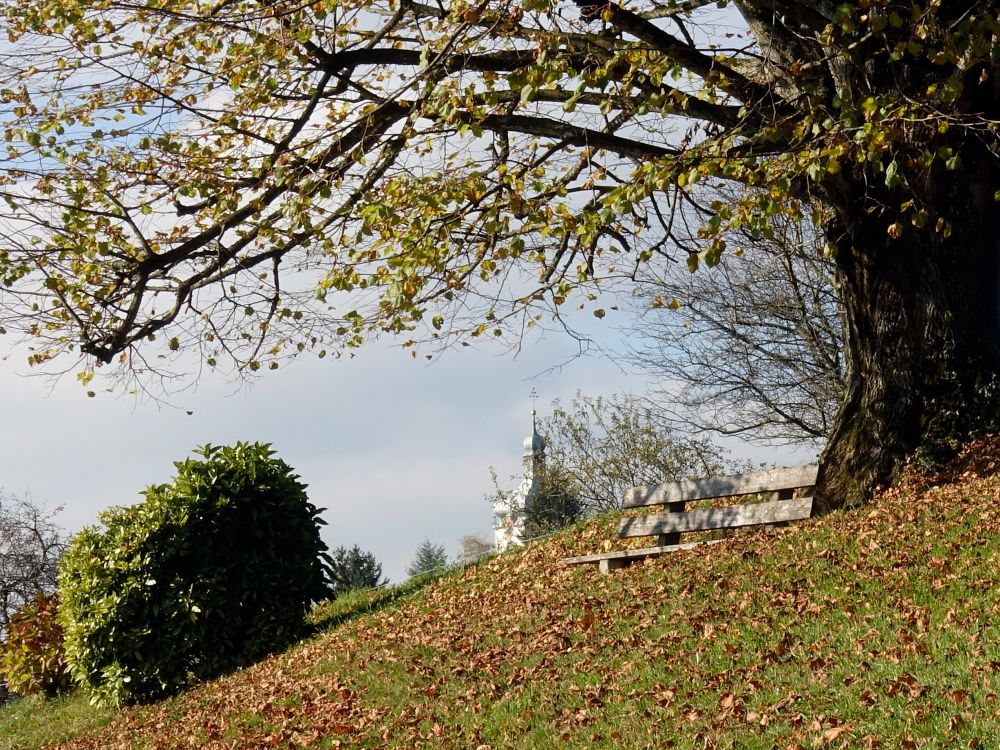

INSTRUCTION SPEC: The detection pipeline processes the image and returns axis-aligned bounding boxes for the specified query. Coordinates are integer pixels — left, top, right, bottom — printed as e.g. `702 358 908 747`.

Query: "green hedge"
58 442 332 706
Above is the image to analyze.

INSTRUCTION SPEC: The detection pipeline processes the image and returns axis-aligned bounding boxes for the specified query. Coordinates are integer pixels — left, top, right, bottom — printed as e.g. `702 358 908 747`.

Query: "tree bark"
814 153 1000 512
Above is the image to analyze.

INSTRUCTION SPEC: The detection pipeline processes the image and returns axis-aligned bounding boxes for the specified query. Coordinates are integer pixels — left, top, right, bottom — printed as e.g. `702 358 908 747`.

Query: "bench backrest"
622 464 819 509
618 464 818 540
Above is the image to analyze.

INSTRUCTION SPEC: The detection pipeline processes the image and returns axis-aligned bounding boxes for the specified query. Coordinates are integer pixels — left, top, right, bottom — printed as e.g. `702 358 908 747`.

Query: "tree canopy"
0 0 998 506
538 392 730 513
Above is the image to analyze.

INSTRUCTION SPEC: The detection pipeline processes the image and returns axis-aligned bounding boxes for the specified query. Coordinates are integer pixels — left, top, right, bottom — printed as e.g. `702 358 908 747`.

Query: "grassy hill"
5 442 1000 749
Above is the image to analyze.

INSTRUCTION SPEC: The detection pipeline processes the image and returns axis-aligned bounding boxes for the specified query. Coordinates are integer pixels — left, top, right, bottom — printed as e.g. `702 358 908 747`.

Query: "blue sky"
0 320 650 580
1 308 816 582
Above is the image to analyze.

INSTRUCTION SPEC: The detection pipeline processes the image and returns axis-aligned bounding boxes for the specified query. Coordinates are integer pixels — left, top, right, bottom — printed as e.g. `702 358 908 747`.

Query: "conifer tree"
405 541 448 578
328 546 387 596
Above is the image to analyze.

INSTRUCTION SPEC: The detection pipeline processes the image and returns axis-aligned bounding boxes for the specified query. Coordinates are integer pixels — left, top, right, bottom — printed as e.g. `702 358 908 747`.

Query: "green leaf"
884 159 900 189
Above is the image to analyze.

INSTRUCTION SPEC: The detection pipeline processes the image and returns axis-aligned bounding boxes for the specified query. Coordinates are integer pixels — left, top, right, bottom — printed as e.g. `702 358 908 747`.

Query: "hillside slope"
25 444 1000 749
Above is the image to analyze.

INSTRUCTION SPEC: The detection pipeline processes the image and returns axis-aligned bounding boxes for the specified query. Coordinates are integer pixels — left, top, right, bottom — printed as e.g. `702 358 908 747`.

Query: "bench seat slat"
624 464 818 509
561 539 725 566
617 497 813 538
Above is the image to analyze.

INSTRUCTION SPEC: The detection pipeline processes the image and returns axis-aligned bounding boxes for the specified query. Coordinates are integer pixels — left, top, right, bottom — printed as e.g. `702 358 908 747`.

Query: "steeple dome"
522 409 546 457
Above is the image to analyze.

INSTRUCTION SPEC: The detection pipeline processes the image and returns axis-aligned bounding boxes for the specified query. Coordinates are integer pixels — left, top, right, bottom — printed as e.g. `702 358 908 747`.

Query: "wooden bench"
561 464 818 573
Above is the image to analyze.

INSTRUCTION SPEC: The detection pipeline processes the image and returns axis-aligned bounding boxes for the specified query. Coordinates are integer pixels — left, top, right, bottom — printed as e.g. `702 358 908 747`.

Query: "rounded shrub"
1 591 72 697
58 442 332 706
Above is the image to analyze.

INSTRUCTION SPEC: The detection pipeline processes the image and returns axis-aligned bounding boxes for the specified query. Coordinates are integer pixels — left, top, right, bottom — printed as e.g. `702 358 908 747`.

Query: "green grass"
0 692 111 750
6 461 1000 748
306 567 449 632
0 573 443 750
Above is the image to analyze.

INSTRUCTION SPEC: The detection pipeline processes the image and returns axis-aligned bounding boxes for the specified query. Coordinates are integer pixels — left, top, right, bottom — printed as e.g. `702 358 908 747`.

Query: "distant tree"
457 535 494 564
328 546 386 596
539 393 734 514
405 541 448 579
0 492 66 636
628 200 845 447
523 466 584 540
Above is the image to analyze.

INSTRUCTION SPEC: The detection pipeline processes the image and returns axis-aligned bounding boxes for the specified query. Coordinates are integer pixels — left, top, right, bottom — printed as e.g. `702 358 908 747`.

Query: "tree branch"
572 0 784 108
478 113 676 160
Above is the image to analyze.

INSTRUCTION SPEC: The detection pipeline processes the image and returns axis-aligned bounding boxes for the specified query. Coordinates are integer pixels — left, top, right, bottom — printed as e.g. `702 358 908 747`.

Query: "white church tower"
493 406 546 552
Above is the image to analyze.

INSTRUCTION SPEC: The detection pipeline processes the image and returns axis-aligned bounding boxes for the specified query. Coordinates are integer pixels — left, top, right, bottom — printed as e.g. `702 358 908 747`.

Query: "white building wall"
493 411 545 552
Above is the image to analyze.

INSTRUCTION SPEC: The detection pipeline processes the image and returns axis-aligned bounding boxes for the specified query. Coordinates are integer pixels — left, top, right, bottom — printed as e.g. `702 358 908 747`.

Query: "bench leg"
599 557 629 573
656 501 685 547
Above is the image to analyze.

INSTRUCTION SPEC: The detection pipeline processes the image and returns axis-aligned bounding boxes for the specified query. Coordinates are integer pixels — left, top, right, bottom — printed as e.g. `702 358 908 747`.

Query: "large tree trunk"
814 154 1000 512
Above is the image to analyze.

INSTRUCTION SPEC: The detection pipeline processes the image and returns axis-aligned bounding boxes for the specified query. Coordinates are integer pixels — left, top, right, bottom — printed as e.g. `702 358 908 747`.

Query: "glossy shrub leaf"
57 442 332 706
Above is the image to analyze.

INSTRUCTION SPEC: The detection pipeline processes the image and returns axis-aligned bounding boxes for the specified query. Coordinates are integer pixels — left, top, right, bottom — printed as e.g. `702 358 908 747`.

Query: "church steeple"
523 388 545 471
523 408 546 463
492 398 547 552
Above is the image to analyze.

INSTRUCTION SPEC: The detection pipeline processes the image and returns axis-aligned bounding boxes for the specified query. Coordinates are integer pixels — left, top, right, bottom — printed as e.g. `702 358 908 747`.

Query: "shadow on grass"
306 566 459 635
